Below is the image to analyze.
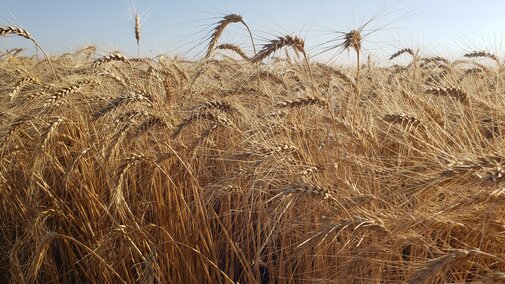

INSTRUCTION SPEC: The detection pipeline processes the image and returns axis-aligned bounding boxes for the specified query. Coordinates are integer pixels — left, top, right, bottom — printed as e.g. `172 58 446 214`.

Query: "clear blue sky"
1 0 504 63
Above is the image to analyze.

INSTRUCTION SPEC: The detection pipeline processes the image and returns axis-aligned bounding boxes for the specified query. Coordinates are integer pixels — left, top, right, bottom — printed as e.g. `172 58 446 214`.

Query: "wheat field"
1 15 505 284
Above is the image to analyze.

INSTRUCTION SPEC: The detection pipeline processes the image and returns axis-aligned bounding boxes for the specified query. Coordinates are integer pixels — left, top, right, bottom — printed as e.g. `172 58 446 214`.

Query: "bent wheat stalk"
251 35 314 85
215 44 249 60
0 26 58 80
206 14 256 58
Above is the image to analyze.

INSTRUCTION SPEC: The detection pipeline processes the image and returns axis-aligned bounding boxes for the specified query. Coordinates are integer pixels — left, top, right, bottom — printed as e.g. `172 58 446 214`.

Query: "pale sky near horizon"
0 0 504 64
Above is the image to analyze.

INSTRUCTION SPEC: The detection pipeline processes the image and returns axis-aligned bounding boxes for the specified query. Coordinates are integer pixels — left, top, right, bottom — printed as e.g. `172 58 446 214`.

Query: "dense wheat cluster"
1 16 505 284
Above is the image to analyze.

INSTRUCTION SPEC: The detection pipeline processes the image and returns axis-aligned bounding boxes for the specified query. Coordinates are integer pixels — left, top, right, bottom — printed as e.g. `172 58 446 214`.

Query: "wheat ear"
206 14 256 58
215 44 249 60
464 51 499 64
135 14 141 58
389 48 414 60
0 26 58 80
251 35 314 85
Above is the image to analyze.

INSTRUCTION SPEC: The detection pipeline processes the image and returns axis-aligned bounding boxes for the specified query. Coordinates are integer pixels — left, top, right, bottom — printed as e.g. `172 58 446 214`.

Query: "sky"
1 0 505 64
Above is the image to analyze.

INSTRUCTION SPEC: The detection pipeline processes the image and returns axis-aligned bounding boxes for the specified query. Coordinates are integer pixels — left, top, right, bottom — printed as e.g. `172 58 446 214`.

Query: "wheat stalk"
383 113 423 131
43 80 93 108
425 86 469 104
389 48 414 60
410 249 505 284
282 183 330 198
205 14 256 58
172 112 232 139
251 35 305 63
92 53 130 68
133 116 167 138
39 118 63 150
251 35 314 85
92 91 153 120
0 26 58 80
135 14 141 58
275 95 327 109
8 77 37 101
464 51 499 64
215 44 249 60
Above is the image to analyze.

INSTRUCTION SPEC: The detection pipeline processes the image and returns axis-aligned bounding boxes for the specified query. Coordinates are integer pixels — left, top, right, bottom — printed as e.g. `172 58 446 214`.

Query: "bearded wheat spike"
135 14 141 58
389 48 414 60
383 113 423 131
464 51 499 64
0 26 57 80
250 35 306 63
275 96 328 109
215 44 249 60
206 14 255 58
282 183 329 198
92 53 131 68
92 91 152 120
425 86 469 104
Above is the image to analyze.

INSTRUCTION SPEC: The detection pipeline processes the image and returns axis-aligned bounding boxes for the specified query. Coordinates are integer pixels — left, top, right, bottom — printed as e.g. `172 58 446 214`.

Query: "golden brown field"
1 17 505 283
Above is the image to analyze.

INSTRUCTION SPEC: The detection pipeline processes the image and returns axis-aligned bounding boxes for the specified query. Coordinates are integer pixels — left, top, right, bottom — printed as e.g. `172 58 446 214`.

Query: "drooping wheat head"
0 26 58 80
205 14 256 58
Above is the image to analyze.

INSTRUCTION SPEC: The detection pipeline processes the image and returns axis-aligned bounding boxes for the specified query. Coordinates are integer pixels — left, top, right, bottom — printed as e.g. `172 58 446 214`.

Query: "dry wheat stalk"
389 48 414 60
383 113 423 131
43 80 93 107
399 91 445 128
12 91 46 107
259 144 297 157
464 51 499 64
206 14 255 58
133 116 167 138
215 44 249 60
299 166 319 177
113 153 147 214
0 117 28 150
99 69 128 88
251 35 306 63
190 100 236 114
189 124 221 152
297 218 387 249
0 47 23 59
420 56 450 65
64 148 89 180
442 154 505 184
425 86 469 104
282 182 329 198
275 95 327 109
171 112 232 139
93 91 153 120
39 118 63 150
8 76 37 100
482 271 505 284
410 249 505 284
114 110 152 125
0 26 57 79
135 14 141 58
259 110 288 119
92 53 130 68
316 63 358 92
